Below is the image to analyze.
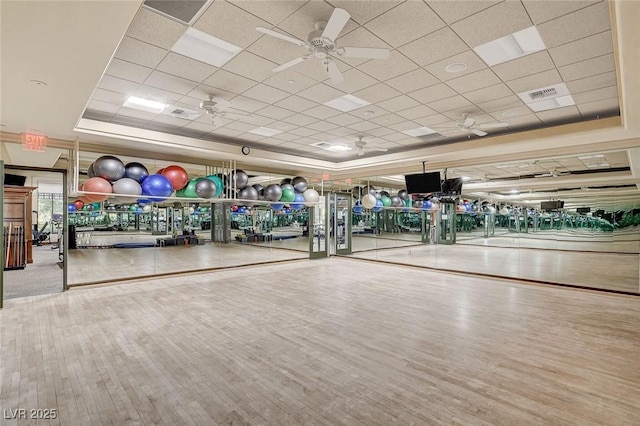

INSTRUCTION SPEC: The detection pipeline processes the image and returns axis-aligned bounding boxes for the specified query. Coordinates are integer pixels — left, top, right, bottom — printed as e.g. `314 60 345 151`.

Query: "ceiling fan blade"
471 129 488 137
321 8 350 42
338 46 390 59
463 117 475 127
325 59 344 83
256 26 307 47
479 122 509 128
273 55 309 73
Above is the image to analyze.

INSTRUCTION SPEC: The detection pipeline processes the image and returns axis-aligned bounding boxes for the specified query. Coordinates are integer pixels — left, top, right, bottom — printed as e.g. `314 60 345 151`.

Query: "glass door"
334 192 352 255
309 195 328 259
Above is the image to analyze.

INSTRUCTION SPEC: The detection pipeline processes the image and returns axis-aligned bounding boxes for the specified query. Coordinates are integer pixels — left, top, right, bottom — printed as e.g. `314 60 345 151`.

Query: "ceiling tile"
127 7 187 49
239 133 268 142
522 0 600 24
232 114 275 127
334 26 391 67
364 1 445 47
368 113 406 126
326 68 378 94
306 120 340 132
271 132 300 142
442 106 485 122
349 105 388 120
385 69 439 94
282 113 318 127
193 1 269 48
117 106 158 121
463 83 514 104
294 56 349 83
506 69 563 94
377 95 420 113
256 105 296 120
98 75 140 95
203 69 257 95
114 37 168 69
82 110 113 124
223 51 279 83
209 127 244 137
492 51 555 82
241 84 290 104
387 120 423 132
398 27 468 68
409 83 457 104
262 69 318 94
577 98 619 118
326 114 362 126
87 100 121 114
105 58 153 84
548 30 613 67
302 104 344 120
536 105 581 124
429 95 474 114
488 105 532 121
288 126 317 137
572 86 618 105
327 1 402 25
352 83 401 105
366 127 397 137
183 121 217 134
396 105 437 120
382 132 411 142
228 95 268 113
478 95 526 112
565 71 617 94
92 89 129 105
111 115 151 127
357 50 417 82
276 1 358 43
151 114 190 127
426 0 502 24
347 121 380 132
274 95 317 112
156 52 218 83
144 70 199 95
186 84 234 103
224 120 257 132
135 85 183 103
326 127 357 137
248 31 309 65
229 0 306 26
558 54 614 82
446 69 501 94
537 1 611 49
298 83 348 103
425 50 487 82
451 1 532 47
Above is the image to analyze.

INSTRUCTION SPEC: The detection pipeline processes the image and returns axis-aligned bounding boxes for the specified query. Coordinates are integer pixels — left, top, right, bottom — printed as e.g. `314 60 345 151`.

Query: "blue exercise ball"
271 203 284 210
290 193 305 210
423 200 433 210
141 174 173 201
373 199 383 212
352 201 363 214
68 204 77 212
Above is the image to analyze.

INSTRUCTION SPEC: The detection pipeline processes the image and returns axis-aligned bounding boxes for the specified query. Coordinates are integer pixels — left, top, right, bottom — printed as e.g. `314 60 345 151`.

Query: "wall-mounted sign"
21 132 47 152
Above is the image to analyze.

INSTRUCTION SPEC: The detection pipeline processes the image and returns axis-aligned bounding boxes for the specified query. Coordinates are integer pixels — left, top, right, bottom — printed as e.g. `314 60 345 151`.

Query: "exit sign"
21 132 47 152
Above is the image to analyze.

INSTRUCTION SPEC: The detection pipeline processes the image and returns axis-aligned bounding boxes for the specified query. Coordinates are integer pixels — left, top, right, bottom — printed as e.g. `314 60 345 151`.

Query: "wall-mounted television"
4 173 26 186
404 172 442 194
541 200 564 210
441 178 463 196
576 207 591 214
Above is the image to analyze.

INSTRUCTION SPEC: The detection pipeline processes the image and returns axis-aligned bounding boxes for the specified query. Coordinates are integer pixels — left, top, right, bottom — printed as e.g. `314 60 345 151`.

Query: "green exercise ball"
129 204 138 211
280 188 295 203
180 179 198 198
381 196 391 207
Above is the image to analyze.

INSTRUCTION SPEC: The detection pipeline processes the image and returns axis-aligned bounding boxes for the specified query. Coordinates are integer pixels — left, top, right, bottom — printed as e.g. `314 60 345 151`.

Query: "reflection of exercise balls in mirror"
362 194 376 209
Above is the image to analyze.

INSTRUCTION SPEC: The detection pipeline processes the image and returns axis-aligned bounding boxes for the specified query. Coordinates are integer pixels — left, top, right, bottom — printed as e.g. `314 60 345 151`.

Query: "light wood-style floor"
3 245 63 299
1 258 639 425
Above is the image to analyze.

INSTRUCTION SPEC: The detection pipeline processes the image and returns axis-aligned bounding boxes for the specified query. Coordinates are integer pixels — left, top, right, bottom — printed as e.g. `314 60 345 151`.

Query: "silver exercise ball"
292 176 308 193
112 178 142 196
264 184 282 202
93 155 125 182
195 178 216 198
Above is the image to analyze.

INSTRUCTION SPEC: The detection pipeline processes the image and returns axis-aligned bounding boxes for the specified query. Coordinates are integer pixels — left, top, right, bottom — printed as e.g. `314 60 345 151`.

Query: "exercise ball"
84 204 94 211
390 195 402 207
398 189 409 201
361 185 376 197
177 179 198 198
280 187 295 203
381 196 391 207
351 187 362 198
423 200 433 210
456 205 466 213
162 165 189 190
352 201 363 214
281 183 294 192
302 188 319 205
93 155 125 182
68 204 77 212
83 177 112 202
252 184 264 198
137 198 151 204
264 184 282 202
373 199 383 213
290 193 305 210
413 200 423 209
237 206 246 214
129 204 138 212
73 200 84 210
112 178 142 196
142 204 152 213
204 175 223 197
374 191 382 200
292 176 308 193
195 178 216 198
141 174 173 200
362 194 376 209
91 202 101 210
380 190 390 198
124 162 149 183
231 170 249 189
280 178 291 185
87 163 96 178
239 185 259 201
271 203 284 210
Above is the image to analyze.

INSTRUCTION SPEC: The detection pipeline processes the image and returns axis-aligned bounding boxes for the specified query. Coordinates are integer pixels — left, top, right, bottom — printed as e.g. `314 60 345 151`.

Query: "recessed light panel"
123 96 166 113
325 144 352 152
171 27 241 67
249 127 281 137
474 26 546 66
324 94 370 112
402 127 438 137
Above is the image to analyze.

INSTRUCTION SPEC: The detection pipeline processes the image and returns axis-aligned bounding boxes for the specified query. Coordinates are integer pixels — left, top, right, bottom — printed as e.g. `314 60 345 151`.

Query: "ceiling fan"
355 136 388 156
199 95 251 126
433 113 510 137
256 7 390 84
534 168 571 178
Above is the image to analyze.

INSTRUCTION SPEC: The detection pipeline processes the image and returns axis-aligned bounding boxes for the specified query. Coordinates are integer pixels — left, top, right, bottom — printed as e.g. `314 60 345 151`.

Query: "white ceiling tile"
151 114 190 127
156 52 217 83
425 50 488 82
127 7 187 49
256 105 296 120
396 105 437 120
477 96 526 113
537 1 611 48
326 114 361 126
186 84 235 103
565 71 617 94
536 105 581 124
442 106 485 121
451 1 532 47
203 70 257 95
222 51 278 82
306 121 340 132
274 95 317 112
105 58 153 84
577 98 620 118
347 121 380 132
522 0 600 25
288 126 317 137
228 95 268 113
463 83 514 104
144 70 199 95
349 105 388 120
377 95 420 113
175 96 206 109
409 83 457 104
398 27 468 68
366 127 397 137
368 113 406 126
387 120 423 132
92 89 128 105
326 68 378 94
548 30 613 67
98 75 140 95
492 51 555 82
328 1 402 25
334 26 391 67
114 36 168 69
135 85 183 103
353 83 401 104
326 127 358 137
271 132 300 142
248 31 309 65
209 127 244 137
224 120 257 132
241 84 290 104
302 105 343 120
446 69 501 94
232 114 275 127
117 106 157 121
183 121 217 134
573 86 618 105
276 1 358 42
506 69 563 94
357 50 417 82
489 105 533 121
193 1 269 48
283 113 318 126
365 1 445 47
426 1 503 25
429 95 474 113
558 54 614 82
262 68 318 94
87 99 121 114
229 0 306 26
298 83 347 103
381 132 409 141
386 68 439 94
239 133 268 142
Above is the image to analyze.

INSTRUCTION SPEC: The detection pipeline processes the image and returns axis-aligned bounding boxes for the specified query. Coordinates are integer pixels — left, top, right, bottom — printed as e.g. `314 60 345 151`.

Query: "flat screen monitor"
404 172 442 194
541 200 564 210
576 207 591 214
4 173 26 186
441 178 463 196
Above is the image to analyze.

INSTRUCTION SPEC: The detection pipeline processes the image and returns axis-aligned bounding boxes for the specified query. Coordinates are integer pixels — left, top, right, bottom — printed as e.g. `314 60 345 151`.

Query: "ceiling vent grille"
143 0 209 24
527 87 557 101
162 105 203 120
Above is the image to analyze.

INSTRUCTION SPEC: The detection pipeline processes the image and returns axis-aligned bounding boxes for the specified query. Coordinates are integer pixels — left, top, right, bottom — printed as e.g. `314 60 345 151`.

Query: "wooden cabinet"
3 186 36 269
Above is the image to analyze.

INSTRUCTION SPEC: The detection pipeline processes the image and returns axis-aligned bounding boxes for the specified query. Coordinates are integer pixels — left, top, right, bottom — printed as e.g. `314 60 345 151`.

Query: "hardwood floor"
1 258 639 425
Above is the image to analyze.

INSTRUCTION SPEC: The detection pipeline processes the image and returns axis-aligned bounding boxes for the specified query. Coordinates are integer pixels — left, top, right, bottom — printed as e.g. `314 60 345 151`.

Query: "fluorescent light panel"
325 145 352 152
123 96 166 113
171 27 241 67
474 26 546 66
527 95 575 112
402 126 437 137
324 94 370 112
518 83 575 112
249 127 281 137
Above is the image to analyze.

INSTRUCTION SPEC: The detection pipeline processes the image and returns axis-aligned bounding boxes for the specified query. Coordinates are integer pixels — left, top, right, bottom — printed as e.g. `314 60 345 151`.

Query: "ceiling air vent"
527 87 557 101
518 83 575 112
162 105 203 120
143 1 209 24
